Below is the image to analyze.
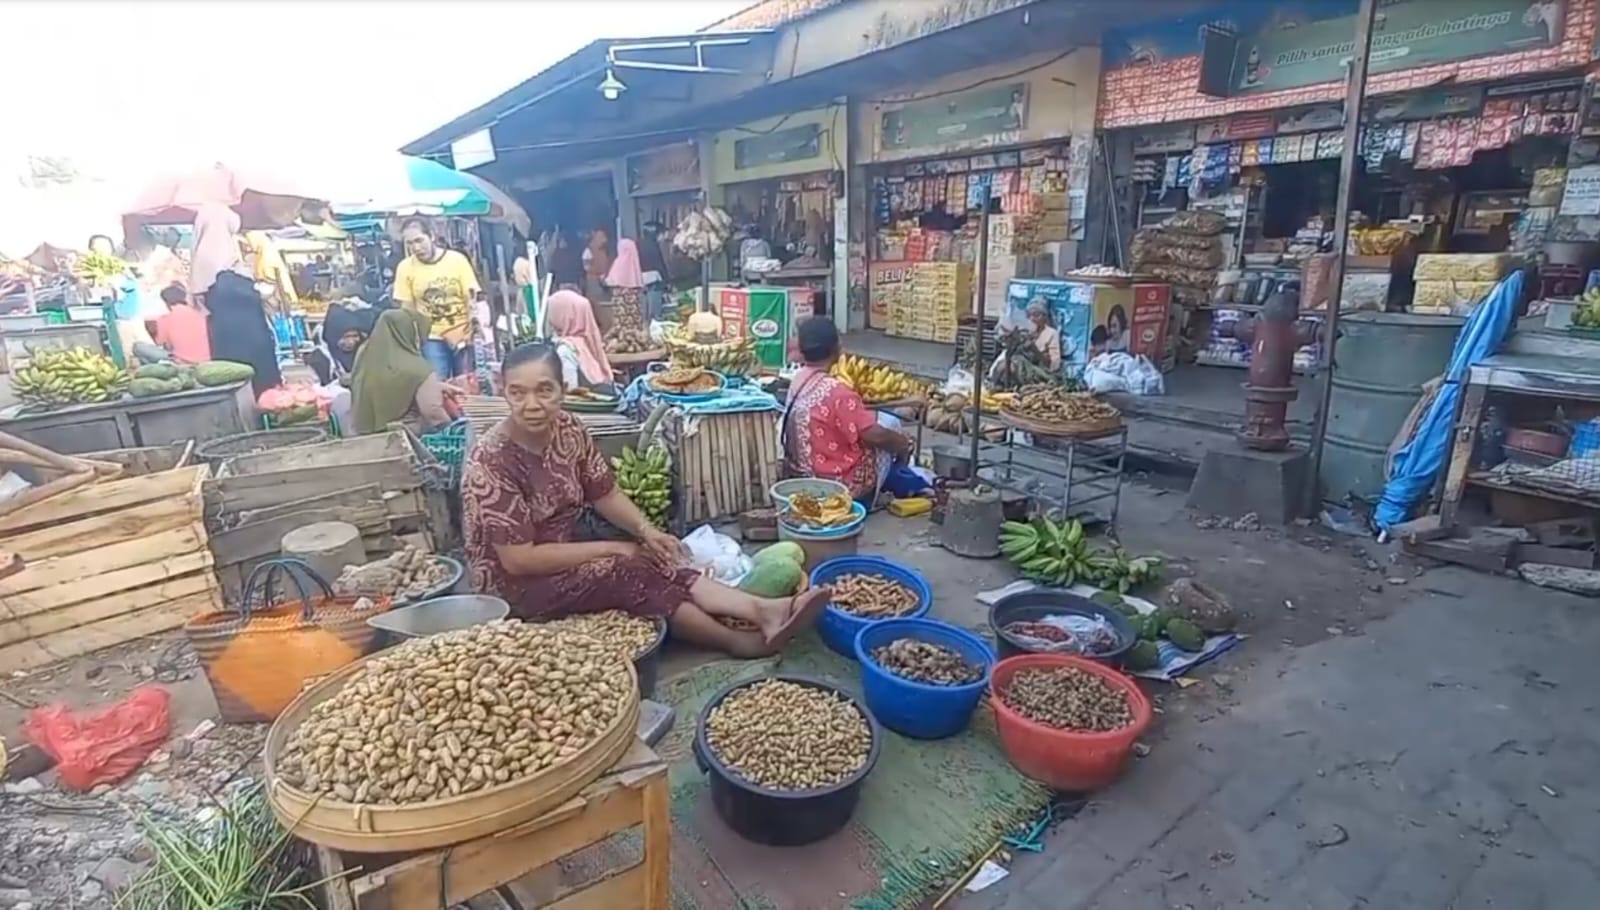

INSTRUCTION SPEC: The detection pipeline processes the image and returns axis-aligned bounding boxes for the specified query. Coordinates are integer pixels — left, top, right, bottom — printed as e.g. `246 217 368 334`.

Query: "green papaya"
194 360 255 386
1124 640 1160 671
128 377 184 398
134 363 180 381
1132 613 1160 642
752 541 804 567
1164 618 1205 652
739 557 804 598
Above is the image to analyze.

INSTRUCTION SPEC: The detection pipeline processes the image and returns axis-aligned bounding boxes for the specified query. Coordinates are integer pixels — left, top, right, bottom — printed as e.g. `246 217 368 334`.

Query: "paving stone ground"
956 567 1600 910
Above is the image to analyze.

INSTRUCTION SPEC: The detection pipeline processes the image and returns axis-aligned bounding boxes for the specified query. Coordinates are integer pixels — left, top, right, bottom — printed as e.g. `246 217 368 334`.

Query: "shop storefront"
1098 0 1599 369
626 141 704 244
855 49 1102 348
711 106 846 321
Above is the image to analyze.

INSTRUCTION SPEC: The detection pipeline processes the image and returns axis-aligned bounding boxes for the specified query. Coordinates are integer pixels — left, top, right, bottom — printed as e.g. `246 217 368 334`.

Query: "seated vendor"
462 342 831 657
784 317 913 504
350 309 454 435
544 289 618 395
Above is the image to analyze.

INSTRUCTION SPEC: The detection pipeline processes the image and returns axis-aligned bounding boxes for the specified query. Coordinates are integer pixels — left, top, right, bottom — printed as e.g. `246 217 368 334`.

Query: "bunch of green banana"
613 444 672 529
13 346 128 409
1000 517 1163 592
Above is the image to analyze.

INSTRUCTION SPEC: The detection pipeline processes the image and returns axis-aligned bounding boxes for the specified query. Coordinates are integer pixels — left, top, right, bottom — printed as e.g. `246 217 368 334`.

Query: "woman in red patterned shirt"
783 318 913 504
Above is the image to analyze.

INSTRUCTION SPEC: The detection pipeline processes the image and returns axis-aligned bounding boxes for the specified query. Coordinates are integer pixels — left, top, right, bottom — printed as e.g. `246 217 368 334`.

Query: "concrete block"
1186 443 1311 523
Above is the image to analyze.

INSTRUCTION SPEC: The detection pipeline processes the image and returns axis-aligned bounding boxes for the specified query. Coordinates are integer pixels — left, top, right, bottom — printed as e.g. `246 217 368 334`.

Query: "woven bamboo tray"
263 649 640 852
1000 407 1124 440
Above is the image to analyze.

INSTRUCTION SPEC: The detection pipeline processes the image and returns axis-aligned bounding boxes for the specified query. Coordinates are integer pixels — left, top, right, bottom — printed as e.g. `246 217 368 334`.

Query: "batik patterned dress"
783 366 878 499
461 413 695 619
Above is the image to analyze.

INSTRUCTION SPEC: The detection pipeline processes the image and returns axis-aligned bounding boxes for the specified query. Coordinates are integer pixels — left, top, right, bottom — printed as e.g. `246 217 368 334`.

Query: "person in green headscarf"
350 309 453 435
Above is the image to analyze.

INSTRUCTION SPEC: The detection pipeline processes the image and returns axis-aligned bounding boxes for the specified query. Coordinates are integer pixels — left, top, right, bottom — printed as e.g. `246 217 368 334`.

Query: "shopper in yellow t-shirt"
393 217 482 379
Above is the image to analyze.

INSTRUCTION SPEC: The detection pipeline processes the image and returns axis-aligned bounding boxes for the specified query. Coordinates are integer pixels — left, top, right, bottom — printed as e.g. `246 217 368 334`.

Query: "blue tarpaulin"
1374 270 1523 530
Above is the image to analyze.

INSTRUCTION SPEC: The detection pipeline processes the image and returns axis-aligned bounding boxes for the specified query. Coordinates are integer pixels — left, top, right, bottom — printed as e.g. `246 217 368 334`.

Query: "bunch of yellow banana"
613 445 672 529
831 354 923 403
663 328 758 376
13 346 128 409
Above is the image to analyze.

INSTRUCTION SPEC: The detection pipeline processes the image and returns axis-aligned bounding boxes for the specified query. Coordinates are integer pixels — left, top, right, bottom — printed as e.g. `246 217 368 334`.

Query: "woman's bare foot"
762 586 832 648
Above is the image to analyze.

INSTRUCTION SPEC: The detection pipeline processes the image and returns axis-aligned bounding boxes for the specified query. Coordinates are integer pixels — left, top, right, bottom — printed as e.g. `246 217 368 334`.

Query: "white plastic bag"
1083 352 1165 396
944 366 975 398
682 525 752 584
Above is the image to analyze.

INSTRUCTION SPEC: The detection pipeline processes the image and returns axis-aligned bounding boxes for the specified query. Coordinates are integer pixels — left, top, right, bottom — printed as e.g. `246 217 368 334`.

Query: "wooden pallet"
0 461 222 672
315 740 669 910
667 409 781 528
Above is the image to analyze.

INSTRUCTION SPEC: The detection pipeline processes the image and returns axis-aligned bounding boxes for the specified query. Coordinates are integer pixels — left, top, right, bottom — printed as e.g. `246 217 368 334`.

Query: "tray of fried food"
785 490 858 528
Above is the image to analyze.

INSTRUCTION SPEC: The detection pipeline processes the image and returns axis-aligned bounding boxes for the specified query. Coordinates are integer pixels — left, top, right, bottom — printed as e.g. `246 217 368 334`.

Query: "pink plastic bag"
24 686 171 791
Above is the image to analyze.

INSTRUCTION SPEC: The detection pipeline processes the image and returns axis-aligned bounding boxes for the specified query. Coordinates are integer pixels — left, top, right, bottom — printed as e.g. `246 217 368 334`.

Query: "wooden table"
0 382 252 456
609 348 667 383
316 739 670 910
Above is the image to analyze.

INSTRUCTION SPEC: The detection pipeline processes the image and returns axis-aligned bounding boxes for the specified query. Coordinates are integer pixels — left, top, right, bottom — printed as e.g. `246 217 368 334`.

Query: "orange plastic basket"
185 558 389 724
989 653 1152 791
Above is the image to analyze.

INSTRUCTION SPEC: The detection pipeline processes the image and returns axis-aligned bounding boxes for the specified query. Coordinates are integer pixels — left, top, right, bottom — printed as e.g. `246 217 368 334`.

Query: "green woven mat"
652 632 1051 910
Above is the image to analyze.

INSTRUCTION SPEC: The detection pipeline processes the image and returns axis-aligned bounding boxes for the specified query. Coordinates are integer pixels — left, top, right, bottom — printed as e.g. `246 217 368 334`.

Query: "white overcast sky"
0 0 744 250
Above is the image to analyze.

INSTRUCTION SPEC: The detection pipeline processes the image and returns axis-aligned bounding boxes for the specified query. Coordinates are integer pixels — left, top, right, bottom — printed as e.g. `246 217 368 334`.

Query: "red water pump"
1227 280 1316 451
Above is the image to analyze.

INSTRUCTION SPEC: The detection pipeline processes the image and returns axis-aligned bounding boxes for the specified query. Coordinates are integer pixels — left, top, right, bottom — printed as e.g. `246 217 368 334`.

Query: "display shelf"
972 426 1127 528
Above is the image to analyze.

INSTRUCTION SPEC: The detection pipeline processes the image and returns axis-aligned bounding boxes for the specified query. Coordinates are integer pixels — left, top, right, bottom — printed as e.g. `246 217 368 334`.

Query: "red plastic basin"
989 653 1152 791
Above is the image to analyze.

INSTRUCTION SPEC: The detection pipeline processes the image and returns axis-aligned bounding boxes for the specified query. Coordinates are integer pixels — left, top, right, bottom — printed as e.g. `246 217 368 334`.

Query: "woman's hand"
637 526 684 572
607 540 642 559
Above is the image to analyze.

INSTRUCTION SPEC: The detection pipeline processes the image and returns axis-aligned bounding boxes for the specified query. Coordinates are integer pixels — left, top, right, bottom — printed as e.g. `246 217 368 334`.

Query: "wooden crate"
315 740 669 910
0 463 222 672
203 431 453 594
667 409 781 528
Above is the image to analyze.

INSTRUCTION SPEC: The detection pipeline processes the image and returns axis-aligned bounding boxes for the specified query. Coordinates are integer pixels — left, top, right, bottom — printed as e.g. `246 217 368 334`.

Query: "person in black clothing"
306 302 387 385
205 269 282 396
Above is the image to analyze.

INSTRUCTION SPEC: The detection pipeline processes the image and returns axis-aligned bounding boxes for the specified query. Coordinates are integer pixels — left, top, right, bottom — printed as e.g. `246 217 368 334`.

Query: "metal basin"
367 594 509 644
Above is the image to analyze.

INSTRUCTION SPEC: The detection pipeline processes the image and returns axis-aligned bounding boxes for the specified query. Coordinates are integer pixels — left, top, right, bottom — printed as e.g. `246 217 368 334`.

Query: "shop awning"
400 31 775 162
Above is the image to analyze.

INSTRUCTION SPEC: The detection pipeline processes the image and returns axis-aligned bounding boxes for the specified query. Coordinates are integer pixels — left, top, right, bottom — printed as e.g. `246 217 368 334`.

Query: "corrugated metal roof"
705 0 849 31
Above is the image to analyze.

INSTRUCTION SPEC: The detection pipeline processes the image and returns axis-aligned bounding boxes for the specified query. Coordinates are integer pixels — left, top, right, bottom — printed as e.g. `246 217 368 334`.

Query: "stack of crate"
911 262 972 343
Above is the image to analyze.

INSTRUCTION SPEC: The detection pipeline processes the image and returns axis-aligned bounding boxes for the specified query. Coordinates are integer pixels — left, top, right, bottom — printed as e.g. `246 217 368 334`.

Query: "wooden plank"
0 549 215 616
640 776 671 910
351 784 644 908
0 524 209 595
0 465 205 535
235 484 386 525
209 505 389 567
0 588 221 673
0 570 218 646
545 865 645 910
1438 382 1486 530
314 845 357 910
210 460 420 513
219 432 411 477
0 493 200 561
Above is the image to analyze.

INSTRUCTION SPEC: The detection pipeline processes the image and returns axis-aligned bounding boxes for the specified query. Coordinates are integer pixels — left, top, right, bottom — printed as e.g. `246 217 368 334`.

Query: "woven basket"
184 558 389 724
263 653 640 852
1000 407 1124 440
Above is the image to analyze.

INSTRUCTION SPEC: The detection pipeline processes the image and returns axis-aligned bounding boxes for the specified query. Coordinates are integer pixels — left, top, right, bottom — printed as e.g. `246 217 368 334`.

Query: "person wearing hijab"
189 204 243 306
307 302 385 385
205 266 283 396
350 309 452 435
604 238 646 326
544 290 614 394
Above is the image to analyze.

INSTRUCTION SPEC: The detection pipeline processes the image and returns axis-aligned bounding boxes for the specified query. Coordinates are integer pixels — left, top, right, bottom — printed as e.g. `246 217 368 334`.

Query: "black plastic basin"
693 675 881 846
987 589 1136 667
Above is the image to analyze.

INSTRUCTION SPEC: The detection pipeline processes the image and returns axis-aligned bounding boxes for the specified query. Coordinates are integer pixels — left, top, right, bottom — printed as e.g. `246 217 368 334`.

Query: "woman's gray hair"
1025 299 1048 317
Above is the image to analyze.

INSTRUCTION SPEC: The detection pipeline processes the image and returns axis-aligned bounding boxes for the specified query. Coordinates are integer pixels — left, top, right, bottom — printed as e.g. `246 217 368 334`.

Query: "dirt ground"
0 477 1415 909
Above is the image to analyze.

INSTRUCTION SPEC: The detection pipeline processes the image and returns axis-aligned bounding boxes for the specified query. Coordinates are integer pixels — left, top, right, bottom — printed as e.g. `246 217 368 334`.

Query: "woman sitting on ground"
461 342 831 657
783 317 913 504
349 309 454 435
544 289 617 395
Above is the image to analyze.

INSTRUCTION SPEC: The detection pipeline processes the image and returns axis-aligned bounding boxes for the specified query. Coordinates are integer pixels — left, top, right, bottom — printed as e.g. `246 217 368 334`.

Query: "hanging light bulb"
598 68 627 101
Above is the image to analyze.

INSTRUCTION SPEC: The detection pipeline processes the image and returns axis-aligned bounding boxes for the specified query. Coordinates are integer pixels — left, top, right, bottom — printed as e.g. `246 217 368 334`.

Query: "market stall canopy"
329 156 530 236
121 162 321 233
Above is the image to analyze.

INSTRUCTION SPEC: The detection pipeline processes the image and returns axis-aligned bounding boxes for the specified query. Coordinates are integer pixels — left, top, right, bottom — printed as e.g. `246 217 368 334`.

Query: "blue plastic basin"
810 556 932 658
854 618 994 740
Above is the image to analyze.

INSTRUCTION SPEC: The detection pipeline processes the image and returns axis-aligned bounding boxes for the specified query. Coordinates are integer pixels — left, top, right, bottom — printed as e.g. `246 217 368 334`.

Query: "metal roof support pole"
1305 0 1379 517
